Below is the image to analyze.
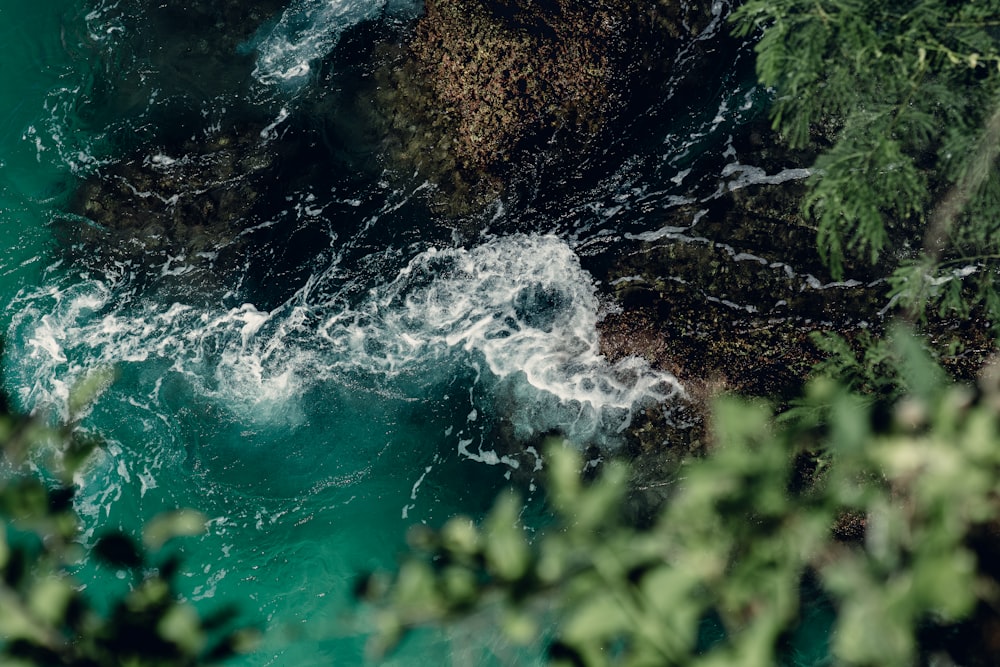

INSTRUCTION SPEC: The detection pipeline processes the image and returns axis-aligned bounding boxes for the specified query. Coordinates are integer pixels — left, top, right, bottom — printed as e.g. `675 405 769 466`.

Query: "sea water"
0 0 818 664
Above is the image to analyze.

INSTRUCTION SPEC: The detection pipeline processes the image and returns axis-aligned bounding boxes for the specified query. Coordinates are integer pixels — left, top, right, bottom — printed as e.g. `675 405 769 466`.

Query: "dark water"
0 0 844 663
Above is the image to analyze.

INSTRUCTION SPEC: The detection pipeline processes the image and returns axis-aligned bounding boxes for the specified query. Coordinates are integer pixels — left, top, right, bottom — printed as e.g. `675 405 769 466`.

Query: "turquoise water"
0 0 779 664
0 0 75 323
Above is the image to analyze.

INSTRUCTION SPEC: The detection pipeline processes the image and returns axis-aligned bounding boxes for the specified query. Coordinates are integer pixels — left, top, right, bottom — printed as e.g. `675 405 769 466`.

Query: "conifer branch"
923 95 1000 261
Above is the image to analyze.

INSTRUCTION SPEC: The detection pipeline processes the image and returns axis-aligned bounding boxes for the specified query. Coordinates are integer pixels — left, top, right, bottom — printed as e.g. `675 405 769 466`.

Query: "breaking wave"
8 235 683 454
247 0 422 86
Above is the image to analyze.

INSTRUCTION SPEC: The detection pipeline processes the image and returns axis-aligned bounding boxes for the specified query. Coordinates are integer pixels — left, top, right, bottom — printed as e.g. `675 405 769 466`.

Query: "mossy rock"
374 0 715 215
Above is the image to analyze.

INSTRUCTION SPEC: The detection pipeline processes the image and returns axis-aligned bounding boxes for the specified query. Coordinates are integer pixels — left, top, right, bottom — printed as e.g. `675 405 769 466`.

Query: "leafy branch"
730 0 1000 314
360 341 1000 665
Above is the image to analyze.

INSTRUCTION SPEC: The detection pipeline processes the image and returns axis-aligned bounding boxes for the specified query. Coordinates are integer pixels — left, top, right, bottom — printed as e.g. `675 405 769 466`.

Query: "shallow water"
0 0 846 663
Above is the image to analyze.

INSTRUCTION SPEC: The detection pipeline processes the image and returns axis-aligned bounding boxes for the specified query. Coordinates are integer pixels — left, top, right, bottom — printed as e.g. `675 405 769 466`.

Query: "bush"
731 0 1000 330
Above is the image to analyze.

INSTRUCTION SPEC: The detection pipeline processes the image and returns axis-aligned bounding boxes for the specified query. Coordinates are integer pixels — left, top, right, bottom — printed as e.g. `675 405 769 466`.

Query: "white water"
248 0 422 86
8 235 683 453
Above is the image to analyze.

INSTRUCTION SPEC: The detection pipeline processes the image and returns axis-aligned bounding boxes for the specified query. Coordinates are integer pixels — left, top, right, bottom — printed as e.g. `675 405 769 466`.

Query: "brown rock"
375 0 714 214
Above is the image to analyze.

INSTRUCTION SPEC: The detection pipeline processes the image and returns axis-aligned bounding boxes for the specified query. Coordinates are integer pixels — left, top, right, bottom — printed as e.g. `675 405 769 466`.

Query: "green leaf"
440 516 479 559
483 492 529 582
910 550 976 620
833 586 915 667
545 442 582 515
570 462 628 531
502 609 537 645
889 325 948 402
640 566 700 651
828 391 871 455
536 533 570 585
440 565 477 606
561 592 630 646
0 589 50 645
0 521 8 570
158 603 207 655
142 509 207 551
27 576 74 627
392 560 440 611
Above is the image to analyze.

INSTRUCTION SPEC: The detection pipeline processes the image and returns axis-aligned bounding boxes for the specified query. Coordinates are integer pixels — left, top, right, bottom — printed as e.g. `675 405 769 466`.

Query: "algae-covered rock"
58 125 275 293
587 122 876 467
598 191 874 398
375 0 714 214
597 118 998 478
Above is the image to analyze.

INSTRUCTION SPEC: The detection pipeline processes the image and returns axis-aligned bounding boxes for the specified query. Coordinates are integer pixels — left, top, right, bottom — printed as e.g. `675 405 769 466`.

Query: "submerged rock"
58 124 276 295
53 0 307 300
374 0 715 214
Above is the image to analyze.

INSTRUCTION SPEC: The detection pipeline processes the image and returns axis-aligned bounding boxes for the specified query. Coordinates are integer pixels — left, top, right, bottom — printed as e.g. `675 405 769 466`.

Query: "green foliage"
729 0 1000 323
0 379 256 666
804 324 948 401
806 119 927 275
361 358 1000 665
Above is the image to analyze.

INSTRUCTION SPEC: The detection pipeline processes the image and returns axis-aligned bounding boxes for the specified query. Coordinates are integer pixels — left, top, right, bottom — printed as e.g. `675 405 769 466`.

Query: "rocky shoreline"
60 0 994 482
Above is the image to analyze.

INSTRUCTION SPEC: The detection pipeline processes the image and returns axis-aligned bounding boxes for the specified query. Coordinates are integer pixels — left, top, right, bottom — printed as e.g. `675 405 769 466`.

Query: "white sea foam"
7 236 682 451
249 0 422 87
315 235 685 444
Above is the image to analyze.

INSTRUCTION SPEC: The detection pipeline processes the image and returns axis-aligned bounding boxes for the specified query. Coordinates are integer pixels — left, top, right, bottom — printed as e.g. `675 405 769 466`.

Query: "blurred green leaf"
562 592 630 645
0 521 8 570
26 576 74 627
484 492 529 582
142 509 207 551
440 516 479 560
393 560 440 611
502 609 537 646
158 603 207 655
546 442 582 514
570 462 627 531
440 565 477 606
